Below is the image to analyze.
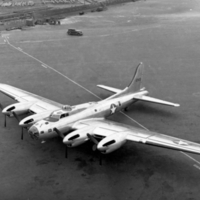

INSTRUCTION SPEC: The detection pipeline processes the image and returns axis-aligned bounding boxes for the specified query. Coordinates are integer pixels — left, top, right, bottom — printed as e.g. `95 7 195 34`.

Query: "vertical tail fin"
105 62 144 100
126 62 144 94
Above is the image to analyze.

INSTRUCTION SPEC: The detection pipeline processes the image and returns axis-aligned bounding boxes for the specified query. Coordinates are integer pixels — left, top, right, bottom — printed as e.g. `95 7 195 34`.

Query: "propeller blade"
0 103 3 110
13 112 23 140
65 146 68 158
53 128 64 138
92 144 97 151
99 152 102 166
4 114 6 127
53 128 68 159
21 127 23 140
0 103 6 127
87 134 103 165
87 133 98 144
12 111 20 122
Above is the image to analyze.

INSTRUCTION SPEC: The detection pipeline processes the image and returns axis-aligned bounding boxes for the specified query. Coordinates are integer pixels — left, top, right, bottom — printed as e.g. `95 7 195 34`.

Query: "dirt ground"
0 0 200 199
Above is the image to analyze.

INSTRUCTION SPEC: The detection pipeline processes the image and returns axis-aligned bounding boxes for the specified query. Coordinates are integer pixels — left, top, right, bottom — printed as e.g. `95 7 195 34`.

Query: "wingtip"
137 62 143 68
174 104 180 107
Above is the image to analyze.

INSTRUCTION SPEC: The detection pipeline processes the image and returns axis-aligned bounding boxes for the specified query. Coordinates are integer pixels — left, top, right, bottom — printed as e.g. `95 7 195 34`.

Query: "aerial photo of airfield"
0 0 200 199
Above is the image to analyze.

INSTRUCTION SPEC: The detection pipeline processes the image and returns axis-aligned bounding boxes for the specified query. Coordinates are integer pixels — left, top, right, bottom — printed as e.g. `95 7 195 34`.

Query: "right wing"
0 84 64 113
72 119 200 155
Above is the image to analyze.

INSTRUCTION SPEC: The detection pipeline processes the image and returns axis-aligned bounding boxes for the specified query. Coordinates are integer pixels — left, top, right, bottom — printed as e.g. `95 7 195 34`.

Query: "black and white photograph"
0 0 200 199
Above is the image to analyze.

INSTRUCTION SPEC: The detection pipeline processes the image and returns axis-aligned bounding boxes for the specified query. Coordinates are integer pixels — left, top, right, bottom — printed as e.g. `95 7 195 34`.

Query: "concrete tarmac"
0 0 200 199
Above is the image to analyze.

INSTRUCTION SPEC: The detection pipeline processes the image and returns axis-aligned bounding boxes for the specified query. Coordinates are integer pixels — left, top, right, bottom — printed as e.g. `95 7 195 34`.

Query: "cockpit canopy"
47 109 71 122
62 105 72 111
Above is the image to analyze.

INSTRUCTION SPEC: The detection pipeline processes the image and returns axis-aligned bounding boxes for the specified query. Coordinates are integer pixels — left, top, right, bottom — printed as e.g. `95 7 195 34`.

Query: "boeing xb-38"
1 63 200 159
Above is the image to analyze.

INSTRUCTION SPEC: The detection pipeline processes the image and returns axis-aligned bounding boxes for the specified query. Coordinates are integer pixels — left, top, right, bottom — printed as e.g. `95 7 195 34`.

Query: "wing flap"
133 95 180 107
93 126 118 137
127 131 200 155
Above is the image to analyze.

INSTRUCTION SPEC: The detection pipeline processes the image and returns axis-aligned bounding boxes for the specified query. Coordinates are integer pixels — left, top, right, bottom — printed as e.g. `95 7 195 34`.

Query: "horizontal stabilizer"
97 85 122 94
134 95 180 107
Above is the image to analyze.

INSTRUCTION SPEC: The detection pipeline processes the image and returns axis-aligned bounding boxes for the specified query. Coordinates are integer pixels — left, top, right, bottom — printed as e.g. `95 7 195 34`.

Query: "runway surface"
0 0 200 199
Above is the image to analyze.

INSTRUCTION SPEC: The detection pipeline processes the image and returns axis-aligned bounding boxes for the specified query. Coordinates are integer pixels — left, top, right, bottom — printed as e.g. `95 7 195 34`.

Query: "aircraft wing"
133 95 180 107
0 84 63 113
73 119 200 155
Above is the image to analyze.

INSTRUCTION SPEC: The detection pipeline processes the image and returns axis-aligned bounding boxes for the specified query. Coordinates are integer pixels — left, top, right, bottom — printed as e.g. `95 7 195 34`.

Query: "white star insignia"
110 104 117 114
173 140 188 146
178 140 188 145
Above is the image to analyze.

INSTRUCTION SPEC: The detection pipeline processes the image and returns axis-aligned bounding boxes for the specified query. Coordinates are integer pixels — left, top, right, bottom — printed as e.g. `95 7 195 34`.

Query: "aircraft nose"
28 126 39 140
19 120 26 127
2 108 8 115
97 143 107 152
63 137 72 146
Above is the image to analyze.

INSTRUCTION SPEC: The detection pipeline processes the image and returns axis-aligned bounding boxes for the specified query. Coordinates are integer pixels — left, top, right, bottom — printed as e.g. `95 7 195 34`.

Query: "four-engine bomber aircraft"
1 63 200 157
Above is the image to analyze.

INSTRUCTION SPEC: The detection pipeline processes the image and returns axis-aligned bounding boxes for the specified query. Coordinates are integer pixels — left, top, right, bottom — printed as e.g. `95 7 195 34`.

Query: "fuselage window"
60 113 69 119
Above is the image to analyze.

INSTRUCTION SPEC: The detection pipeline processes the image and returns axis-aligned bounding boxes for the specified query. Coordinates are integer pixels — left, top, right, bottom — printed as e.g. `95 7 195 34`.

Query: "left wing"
72 119 200 155
0 84 64 113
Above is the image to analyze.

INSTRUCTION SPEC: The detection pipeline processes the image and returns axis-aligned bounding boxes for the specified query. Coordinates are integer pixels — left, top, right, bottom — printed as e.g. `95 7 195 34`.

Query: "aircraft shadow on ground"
44 136 200 183
19 132 200 189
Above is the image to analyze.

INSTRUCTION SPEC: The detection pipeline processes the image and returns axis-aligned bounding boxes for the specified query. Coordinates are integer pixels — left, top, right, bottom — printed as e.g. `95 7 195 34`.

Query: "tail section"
126 62 144 94
100 62 180 107
104 62 144 100
97 62 144 96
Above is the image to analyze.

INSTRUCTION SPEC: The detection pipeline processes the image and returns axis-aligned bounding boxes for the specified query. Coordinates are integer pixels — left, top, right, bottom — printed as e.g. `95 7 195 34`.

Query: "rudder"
126 62 144 93
104 62 144 100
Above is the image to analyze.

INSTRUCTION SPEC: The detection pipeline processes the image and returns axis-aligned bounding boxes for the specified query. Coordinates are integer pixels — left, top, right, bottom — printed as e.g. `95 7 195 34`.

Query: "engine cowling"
19 110 52 127
2 102 35 116
97 132 127 154
63 126 93 147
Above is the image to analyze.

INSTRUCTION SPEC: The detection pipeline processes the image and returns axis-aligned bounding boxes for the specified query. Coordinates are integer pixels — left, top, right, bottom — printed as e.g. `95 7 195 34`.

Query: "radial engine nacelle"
19 110 52 127
2 102 35 116
97 132 127 154
63 126 94 147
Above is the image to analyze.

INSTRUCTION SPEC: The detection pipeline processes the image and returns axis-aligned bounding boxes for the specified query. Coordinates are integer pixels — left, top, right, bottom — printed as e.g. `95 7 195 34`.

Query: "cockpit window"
46 111 69 122
50 114 61 119
60 113 69 119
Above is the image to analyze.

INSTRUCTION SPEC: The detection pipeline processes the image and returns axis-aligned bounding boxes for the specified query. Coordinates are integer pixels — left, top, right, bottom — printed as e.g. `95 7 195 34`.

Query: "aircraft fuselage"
28 90 148 140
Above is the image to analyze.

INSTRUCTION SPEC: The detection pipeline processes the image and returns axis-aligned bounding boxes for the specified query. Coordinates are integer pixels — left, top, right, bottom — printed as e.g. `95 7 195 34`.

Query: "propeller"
12 111 20 122
87 133 102 165
0 103 6 127
53 128 68 158
99 153 102 166
0 103 3 110
4 114 6 127
53 127 64 138
12 111 24 140
87 133 99 151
